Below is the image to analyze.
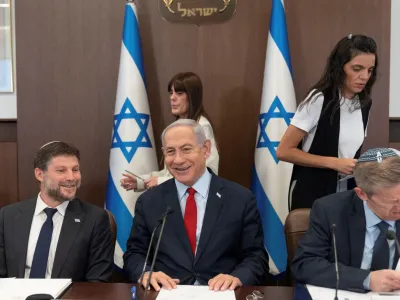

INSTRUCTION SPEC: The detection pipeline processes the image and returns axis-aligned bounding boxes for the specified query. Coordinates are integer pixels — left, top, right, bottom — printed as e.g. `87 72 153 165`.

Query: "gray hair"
161 119 206 147
354 155 400 196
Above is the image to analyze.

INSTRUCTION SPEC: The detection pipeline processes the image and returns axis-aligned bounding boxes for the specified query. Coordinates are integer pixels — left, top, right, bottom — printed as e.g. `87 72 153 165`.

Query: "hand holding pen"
120 169 144 191
124 169 145 181
121 170 158 190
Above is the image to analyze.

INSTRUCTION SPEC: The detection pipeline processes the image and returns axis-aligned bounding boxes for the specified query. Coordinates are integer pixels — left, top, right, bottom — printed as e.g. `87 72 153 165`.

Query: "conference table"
61 283 304 299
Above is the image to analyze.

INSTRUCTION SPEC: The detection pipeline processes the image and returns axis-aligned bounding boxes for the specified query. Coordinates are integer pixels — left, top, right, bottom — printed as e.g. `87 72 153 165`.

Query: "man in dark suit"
292 148 400 293
0 141 113 282
123 119 269 291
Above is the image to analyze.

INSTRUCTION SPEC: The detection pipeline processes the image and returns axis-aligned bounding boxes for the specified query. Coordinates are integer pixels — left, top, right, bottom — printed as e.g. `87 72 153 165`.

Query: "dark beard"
46 181 79 202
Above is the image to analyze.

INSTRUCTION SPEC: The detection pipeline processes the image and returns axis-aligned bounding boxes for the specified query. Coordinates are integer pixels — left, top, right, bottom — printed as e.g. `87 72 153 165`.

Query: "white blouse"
290 91 368 192
291 91 366 159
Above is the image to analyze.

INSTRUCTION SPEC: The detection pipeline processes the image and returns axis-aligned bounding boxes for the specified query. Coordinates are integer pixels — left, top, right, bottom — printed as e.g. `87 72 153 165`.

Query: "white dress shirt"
24 194 69 278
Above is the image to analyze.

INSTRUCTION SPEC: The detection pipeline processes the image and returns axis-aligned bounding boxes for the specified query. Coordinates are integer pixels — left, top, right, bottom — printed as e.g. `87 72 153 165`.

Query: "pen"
124 169 145 181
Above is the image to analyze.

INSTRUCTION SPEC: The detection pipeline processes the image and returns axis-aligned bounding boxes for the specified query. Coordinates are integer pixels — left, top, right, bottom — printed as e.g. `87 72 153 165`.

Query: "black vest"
289 90 371 210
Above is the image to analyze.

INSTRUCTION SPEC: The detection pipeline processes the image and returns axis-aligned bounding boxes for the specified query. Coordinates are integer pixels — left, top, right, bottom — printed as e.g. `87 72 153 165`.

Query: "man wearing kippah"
292 148 400 293
0 141 114 281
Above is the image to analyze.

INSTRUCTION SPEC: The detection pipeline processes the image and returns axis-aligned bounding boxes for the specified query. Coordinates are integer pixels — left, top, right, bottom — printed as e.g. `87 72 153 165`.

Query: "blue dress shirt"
361 201 396 289
175 169 212 254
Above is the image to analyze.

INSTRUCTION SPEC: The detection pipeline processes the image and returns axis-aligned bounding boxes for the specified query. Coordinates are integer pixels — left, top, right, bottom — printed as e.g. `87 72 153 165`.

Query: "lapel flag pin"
216 192 221 198
74 218 81 223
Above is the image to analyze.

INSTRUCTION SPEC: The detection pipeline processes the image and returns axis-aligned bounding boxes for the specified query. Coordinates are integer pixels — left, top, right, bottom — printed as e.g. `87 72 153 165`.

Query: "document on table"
157 285 235 300
306 285 371 300
371 296 400 300
307 284 400 300
0 278 72 299
0 278 16 291
373 291 400 298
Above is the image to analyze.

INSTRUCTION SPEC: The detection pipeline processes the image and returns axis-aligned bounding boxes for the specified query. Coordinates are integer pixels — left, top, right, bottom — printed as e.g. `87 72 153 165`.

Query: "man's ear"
354 187 368 201
34 168 45 183
203 140 211 159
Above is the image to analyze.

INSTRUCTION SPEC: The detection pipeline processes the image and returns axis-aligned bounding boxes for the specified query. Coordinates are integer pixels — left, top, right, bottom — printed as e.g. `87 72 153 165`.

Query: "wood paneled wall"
0 142 18 207
0 121 18 208
15 0 125 206
13 0 390 207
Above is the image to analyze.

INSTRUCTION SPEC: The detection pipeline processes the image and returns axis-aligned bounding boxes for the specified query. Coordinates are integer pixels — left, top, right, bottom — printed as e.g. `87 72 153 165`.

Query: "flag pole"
250 0 296 275
105 0 158 270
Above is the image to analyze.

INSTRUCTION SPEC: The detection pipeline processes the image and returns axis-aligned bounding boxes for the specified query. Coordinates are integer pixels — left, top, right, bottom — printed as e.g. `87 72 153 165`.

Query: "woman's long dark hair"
300 34 378 119
167 72 212 122
167 72 218 151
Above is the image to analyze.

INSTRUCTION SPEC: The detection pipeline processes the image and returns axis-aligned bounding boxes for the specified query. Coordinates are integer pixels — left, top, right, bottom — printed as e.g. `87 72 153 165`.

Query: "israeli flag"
251 0 296 275
105 2 158 268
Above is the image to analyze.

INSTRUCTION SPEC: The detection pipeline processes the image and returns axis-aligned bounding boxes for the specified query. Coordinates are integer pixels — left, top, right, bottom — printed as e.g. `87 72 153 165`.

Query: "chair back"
105 209 130 283
105 209 117 249
284 208 310 285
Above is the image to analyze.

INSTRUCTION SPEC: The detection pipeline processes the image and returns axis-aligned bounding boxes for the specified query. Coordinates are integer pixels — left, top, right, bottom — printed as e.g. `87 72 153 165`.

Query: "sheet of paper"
0 278 16 292
157 285 235 300
0 278 71 299
306 285 371 300
371 296 400 300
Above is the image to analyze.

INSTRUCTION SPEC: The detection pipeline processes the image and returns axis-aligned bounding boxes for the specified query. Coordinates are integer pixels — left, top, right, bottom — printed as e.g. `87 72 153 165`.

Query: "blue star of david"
257 96 294 164
111 98 153 163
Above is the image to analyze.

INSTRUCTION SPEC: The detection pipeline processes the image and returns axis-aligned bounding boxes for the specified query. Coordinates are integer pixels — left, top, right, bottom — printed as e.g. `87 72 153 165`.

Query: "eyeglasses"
246 290 264 300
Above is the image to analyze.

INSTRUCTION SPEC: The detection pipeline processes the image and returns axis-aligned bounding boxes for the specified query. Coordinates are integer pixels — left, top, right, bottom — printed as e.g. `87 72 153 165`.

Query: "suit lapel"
14 198 36 277
163 181 194 261
194 175 224 265
348 193 366 268
51 199 84 278
394 221 400 269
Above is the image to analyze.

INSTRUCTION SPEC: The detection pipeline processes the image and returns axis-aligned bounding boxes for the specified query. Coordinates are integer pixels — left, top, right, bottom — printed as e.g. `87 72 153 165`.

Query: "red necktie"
184 187 197 254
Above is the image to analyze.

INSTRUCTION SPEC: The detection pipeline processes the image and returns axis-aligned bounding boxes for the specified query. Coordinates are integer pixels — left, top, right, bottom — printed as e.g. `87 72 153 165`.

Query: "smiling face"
342 52 376 99
163 125 210 187
170 86 190 118
35 155 81 204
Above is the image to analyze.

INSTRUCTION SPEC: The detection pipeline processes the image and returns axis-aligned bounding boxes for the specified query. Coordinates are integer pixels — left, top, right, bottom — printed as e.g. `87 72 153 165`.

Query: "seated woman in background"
120 72 219 192
276 34 378 210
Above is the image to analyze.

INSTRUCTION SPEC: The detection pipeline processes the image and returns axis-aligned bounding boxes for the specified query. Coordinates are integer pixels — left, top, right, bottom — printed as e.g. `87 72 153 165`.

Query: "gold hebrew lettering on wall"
159 0 236 26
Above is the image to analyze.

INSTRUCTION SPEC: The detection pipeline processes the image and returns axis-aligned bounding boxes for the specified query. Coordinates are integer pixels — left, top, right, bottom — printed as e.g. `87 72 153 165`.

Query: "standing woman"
121 72 219 191
276 34 378 210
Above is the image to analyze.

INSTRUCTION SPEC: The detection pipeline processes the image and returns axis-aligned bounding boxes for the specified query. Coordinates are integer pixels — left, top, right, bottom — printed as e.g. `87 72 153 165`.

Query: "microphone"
159 206 173 222
142 207 172 300
386 230 400 268
331 224 339 300
137 207 172 300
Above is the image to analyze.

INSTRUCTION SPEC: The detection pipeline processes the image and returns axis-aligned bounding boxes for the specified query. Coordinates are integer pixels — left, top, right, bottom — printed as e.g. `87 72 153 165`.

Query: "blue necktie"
370 221 390 271
30 208 58 278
